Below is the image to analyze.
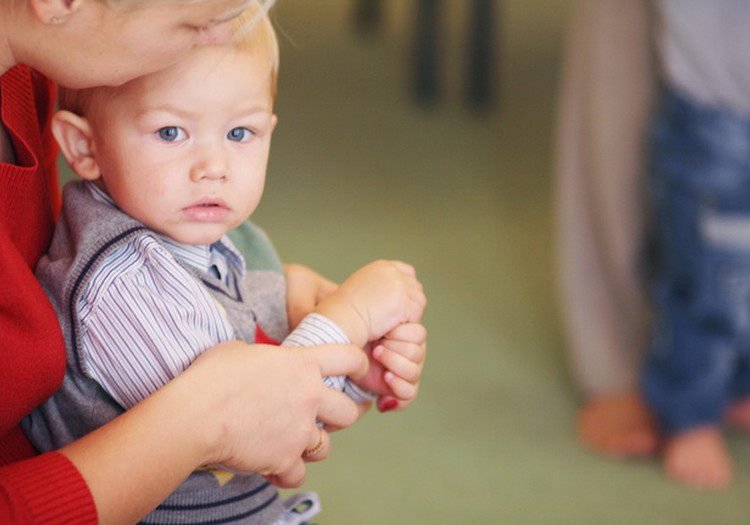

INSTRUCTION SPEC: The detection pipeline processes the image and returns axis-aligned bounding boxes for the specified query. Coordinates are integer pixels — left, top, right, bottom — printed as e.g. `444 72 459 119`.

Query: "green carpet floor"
60 1 750 522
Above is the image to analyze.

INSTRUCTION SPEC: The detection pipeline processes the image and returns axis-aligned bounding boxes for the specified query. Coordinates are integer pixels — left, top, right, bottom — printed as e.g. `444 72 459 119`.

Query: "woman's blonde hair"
58 0 280 114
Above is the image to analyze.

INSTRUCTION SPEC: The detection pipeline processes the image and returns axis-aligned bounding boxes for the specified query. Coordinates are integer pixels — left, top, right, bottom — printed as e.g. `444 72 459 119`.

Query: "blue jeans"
643 88 750 434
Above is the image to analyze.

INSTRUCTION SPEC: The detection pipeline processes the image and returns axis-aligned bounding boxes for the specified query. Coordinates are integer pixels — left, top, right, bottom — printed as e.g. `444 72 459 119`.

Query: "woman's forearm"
59 365 212 525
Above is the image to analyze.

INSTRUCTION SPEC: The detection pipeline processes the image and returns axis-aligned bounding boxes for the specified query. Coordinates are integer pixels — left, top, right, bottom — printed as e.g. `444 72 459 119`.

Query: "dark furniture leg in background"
354 0 383 36
467 0 496 109
413 0 441 105
355 0 499 110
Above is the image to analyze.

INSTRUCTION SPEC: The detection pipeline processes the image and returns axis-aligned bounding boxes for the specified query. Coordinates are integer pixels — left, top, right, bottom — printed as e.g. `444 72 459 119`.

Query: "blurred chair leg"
467 0 497 110
413 0 441 105
354 0 384 37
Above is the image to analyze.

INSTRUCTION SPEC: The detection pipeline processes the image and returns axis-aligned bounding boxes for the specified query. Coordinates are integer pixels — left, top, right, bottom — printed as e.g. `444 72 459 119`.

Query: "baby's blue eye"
227 127 252 142
157 127 186 142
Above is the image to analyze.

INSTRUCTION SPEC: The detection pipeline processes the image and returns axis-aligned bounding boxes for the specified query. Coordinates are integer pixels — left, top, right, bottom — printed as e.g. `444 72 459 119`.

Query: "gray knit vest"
24 182 291 524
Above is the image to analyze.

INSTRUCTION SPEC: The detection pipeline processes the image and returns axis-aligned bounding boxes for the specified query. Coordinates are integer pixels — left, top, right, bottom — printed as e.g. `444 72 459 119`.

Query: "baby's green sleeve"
227 221 284 273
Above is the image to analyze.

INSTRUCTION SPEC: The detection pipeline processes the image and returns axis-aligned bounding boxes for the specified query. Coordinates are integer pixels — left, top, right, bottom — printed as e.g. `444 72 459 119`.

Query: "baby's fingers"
375 336 426 370
373 342 423 387
383 370 419 402
385 322 427 348
374 322 427 405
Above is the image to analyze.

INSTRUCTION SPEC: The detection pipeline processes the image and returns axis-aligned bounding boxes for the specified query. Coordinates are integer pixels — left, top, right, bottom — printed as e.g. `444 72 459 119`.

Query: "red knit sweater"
0 65 97 524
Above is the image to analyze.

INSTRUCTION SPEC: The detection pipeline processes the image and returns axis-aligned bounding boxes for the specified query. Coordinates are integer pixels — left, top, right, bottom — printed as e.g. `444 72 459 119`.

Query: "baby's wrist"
286 313 350 346
313 301 368 347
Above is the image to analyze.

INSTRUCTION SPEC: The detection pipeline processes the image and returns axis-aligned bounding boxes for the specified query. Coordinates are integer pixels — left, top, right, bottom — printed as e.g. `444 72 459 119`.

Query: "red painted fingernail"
379 399 398 412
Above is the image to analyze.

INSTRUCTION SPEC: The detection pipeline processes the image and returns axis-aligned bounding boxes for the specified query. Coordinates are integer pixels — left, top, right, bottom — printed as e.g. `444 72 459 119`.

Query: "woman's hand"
59 340 368 523
284 263 338 329
193 340 368 486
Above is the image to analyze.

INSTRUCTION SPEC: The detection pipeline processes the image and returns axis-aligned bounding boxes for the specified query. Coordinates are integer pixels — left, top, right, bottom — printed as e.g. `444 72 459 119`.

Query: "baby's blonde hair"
58 0 280 115
231 2 280 101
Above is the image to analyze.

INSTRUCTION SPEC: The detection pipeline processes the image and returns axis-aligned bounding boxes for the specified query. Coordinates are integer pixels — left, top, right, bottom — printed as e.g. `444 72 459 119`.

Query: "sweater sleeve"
0 430 97 524
0 66 96 525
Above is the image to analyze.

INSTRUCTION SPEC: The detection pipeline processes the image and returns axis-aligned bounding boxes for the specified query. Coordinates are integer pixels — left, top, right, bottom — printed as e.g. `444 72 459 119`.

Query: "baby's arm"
283 263 338 329
300 260 427 410
80 241 236 409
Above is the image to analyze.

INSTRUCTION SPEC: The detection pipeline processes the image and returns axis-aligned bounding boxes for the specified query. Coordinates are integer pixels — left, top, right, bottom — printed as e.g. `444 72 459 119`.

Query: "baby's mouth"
183 198 230 221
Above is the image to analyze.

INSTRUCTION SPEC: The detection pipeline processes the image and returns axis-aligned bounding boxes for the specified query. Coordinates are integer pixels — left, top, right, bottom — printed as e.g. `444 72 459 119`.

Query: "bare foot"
577 392 659 458
663 426 732 490
726 398 750 432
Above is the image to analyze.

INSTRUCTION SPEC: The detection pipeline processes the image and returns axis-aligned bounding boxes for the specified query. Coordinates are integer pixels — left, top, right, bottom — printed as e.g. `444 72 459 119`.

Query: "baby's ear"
52 110 100 181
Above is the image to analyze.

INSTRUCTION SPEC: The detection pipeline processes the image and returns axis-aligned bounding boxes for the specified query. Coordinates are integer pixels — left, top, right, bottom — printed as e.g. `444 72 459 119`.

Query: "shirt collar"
83 181 246 277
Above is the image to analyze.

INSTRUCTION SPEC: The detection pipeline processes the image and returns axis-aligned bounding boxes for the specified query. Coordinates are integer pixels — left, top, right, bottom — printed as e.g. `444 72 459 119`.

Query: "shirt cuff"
283 313 376 403
283 313 350 346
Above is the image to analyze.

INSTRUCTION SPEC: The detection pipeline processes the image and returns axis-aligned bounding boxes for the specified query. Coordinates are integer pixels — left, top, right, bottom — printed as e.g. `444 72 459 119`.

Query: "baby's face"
86 45 276 245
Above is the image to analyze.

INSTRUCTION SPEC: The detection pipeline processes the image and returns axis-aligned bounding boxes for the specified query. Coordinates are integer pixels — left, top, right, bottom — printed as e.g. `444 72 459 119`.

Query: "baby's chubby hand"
359 322 427 412
313 260 426 348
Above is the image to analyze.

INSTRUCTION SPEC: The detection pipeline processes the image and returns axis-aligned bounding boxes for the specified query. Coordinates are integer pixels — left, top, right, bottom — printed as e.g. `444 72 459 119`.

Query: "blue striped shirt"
79 183 372 410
